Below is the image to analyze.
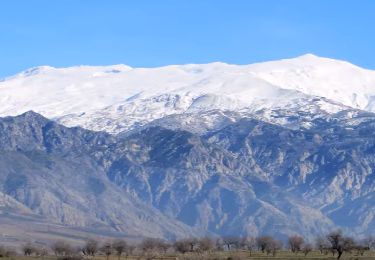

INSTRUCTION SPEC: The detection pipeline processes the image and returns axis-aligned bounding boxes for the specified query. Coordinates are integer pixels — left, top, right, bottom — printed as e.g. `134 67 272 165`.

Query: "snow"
246 54 375 109
1 54 375 133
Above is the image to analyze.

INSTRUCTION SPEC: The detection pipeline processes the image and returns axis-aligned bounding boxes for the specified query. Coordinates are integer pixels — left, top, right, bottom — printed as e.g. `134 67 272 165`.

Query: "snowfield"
1 54 375 133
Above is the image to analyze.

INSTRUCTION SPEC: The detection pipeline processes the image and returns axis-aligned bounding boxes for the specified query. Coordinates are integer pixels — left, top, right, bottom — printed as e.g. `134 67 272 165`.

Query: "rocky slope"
0 112 200 241
3 109 375 242
0 112 337 241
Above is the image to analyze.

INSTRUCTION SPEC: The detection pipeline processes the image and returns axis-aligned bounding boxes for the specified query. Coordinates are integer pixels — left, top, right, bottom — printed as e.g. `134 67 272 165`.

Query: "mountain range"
1 54 375 244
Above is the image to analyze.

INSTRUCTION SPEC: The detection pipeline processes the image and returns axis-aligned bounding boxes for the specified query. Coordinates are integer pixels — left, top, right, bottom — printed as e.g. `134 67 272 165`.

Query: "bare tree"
51 240 73 256
35 247 49 260
315 236 329 254
185 238 198 252
215 237 224 251
101 241 113 260
256 236 274 253
327 231 341 257
82 239 99 257
222 236 241 251
174 239 192 254
327 230 356 260
288 235 304 253
302 243 313 256
265 239 282 256
240 237 256 256
42 248 49 259
126 245 135 259
22 242 35 256
198 237 214 253
112 239 129 259
140 238 169 260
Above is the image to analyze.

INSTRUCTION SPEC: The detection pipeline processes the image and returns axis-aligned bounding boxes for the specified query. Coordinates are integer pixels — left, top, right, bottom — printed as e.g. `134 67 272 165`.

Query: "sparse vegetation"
3 231 375 259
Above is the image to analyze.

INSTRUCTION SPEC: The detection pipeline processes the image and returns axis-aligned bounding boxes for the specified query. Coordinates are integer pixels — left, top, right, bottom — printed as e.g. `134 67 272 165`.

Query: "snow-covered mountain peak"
247 54 375 110
263 53 358 67
1 55 375 133
8 64 133 80
296 53 319 59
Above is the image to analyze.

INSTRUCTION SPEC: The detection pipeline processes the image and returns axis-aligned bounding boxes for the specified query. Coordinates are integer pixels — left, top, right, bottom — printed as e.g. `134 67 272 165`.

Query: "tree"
22 242 35 256
256 236 274 253
174 240 190 254
51 240 72 256
315 236 329 254
101 241 113 260
327 231 342 257
198 237 214 253
124 244 134 259
184 238 198 252
112 239 128 260
82 239 99 257
265 239 282 256
215 237 224 251
35 247 49 260
288 235 304 253
140 238 169 260
302 244 313 256
222 236 241 251
240 237 256 256
327 230 356 259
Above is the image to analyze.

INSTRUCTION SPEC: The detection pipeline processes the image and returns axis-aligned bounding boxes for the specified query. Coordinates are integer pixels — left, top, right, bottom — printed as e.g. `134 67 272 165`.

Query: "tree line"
0 230 374 259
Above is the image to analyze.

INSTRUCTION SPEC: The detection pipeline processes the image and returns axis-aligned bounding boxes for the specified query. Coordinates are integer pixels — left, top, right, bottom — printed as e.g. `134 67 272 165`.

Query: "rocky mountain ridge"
2 109 375 242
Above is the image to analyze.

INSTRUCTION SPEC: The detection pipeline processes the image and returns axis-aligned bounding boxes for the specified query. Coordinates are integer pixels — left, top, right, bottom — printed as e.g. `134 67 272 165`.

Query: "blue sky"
1 0 375 78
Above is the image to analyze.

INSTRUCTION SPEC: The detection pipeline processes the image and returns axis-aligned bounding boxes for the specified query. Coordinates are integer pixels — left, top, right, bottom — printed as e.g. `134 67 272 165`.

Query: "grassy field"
3 250 375 260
